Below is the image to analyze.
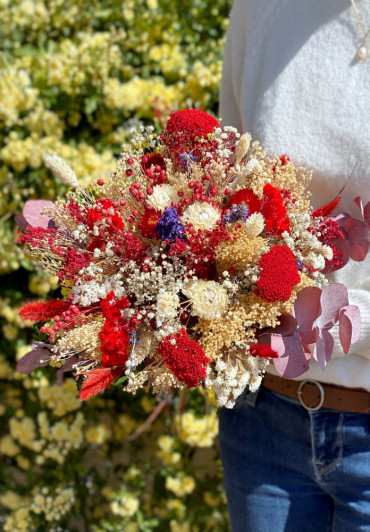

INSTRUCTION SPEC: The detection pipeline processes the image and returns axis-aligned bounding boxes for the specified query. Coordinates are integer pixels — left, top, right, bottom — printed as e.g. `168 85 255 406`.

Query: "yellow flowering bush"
0 0 233 529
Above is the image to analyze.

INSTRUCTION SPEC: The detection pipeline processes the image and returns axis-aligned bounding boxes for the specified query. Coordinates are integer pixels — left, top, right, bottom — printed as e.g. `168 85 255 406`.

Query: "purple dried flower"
155 206 186 243
222 204 250 224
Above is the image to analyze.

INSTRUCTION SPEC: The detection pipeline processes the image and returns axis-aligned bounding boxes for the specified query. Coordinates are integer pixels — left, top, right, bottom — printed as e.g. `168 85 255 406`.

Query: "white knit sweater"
220 0 370 389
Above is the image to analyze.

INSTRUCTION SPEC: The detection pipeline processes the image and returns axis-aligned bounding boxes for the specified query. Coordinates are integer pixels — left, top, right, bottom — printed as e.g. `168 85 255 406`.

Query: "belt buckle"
297 380 325 411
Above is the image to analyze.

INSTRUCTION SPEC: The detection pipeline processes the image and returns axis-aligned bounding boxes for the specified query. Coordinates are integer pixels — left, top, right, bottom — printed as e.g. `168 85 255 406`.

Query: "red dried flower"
254 245 300 302
19 300 69 322
249 345 279 358
259 183 290 235
230 188 260 214
161 110 220 162
312 197 341 218
79 366 124 401
56 248 91 282
158 328 210 387
169 226 230 279
165 109 219 139
99 292 130 367
139 207 162 237
141 153 166 171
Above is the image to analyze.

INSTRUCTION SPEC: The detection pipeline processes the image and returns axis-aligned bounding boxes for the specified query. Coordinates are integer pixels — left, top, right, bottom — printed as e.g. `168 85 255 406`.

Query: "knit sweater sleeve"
219 0 247 132
330 257 370 361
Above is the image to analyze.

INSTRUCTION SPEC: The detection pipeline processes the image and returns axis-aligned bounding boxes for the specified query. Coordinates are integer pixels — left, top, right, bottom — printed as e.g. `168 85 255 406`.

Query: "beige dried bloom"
148 184 178 212
244 212 265 237
57 321 103 361
181 201 221 231
235 132 252 163
216 225 267 271
156 290 180 325
44 154 79 188
183 279 228 320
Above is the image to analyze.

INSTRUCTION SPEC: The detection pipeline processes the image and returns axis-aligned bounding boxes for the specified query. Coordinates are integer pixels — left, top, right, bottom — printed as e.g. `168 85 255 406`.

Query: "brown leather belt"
262 374 370 414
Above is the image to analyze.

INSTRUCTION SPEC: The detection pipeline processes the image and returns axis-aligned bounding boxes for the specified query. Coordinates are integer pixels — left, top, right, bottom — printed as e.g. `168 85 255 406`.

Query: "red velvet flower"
230 188 260 214
165 109 219 139
158 328 210 387
161 109 220 160
249 345 279 358
139 207 162 238
141 153 166 171
254 245 300 302
259 183 290 235
99 292 130 367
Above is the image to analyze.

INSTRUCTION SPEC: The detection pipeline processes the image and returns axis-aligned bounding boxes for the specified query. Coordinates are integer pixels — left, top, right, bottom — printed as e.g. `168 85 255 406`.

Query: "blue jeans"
219 386 370 532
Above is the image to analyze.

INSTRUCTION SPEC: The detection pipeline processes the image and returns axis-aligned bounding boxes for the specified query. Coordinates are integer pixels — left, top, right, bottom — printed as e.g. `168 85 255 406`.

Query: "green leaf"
113 375 128 386
84 97 99 115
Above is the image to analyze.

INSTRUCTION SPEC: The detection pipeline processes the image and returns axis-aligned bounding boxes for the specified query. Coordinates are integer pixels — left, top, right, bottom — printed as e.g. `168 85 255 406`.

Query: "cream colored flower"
305 252 326 270
110 494 139 517
183 280 228 319
43 154 79 187
230 158 263 192
148 184 178 212
181 201 221 231
166 476 196 497
321 244 333 261
156 290 179 325
235 132 251 163
244 212 265 237
244 157 262 175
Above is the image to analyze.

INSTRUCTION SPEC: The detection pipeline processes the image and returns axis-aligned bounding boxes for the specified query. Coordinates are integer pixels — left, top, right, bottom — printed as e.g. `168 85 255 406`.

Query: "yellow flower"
0 491 23 510
15 345 32 362
203 491 220 507
157 434 175 452
140 395 155 413
165 476 196 497
110 494 139 517
0 435 20 457
170 520 191 532
2 324 19 341
114 413 136 438
16 455 31 470
85 424 111 445
175 411 219 448
0 357 13 379
51 421 69 441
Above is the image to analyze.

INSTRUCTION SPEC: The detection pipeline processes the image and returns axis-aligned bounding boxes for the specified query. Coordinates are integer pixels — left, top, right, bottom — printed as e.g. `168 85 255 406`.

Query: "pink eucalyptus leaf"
293 286 322 344
56 354 79 385
364 201 370 224
314 283 349 330
331 213 347 225
14 214 29 231
338 305 361 354
342 216 370 262
354 196 364 217
271 332 311 378
321 238 350 274
16 349 52 374
22 199 54 229
312 329 335 370
260 313 298 337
